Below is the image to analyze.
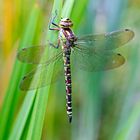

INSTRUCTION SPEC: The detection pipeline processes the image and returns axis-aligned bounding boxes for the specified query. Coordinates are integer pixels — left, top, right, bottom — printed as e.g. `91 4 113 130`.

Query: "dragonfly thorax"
59 28 77 47
59 18 73 28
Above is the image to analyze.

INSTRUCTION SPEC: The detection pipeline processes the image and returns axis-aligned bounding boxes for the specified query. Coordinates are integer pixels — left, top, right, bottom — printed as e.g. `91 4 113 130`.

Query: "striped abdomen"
63 48 72 123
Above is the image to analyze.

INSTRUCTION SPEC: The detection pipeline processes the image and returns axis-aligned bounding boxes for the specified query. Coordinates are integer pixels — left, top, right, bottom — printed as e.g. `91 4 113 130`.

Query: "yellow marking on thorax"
59 29 66 40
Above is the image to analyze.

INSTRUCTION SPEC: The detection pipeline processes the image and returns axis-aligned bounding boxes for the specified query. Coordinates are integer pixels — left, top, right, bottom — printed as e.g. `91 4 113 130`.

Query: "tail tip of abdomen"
68 116 72 123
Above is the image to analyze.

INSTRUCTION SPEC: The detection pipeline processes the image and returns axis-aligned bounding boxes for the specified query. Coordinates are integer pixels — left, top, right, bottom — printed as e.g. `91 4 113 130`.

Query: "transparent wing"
72 29 134 71
75 29 134 51
19 55 64 90
72 47 125 71
17 44 62 64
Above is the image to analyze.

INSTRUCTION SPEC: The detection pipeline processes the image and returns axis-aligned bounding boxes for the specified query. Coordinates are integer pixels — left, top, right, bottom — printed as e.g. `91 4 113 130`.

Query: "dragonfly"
17 15 134 123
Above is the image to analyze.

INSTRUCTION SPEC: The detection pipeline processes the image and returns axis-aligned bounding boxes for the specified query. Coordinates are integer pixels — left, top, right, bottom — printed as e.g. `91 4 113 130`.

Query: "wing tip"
124 29 135 40
114 53 125 68
105 53 125 70
17 48 27 63
19 76 28 91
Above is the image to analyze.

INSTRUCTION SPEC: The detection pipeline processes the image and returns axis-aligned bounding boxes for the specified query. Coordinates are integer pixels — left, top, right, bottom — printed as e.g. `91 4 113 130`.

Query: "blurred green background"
0 0 139 140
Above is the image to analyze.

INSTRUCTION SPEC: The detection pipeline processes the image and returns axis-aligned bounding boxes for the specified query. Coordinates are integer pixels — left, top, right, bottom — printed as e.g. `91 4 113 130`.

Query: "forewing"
19 54 64 91
75 29 134 51
17 44 62 64
72 48 125 71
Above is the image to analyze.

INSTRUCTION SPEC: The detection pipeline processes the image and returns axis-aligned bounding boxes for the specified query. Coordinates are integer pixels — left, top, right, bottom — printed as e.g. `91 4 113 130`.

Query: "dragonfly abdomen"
63 49 72 123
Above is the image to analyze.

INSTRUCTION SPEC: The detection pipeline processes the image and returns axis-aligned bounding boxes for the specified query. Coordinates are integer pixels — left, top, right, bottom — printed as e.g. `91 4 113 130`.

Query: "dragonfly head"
59 18 73 28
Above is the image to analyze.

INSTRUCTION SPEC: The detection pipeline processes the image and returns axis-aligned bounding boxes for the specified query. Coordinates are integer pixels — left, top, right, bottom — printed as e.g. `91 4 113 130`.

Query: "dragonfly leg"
49 10 60 30
48 39 60 48
49 24 60 31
